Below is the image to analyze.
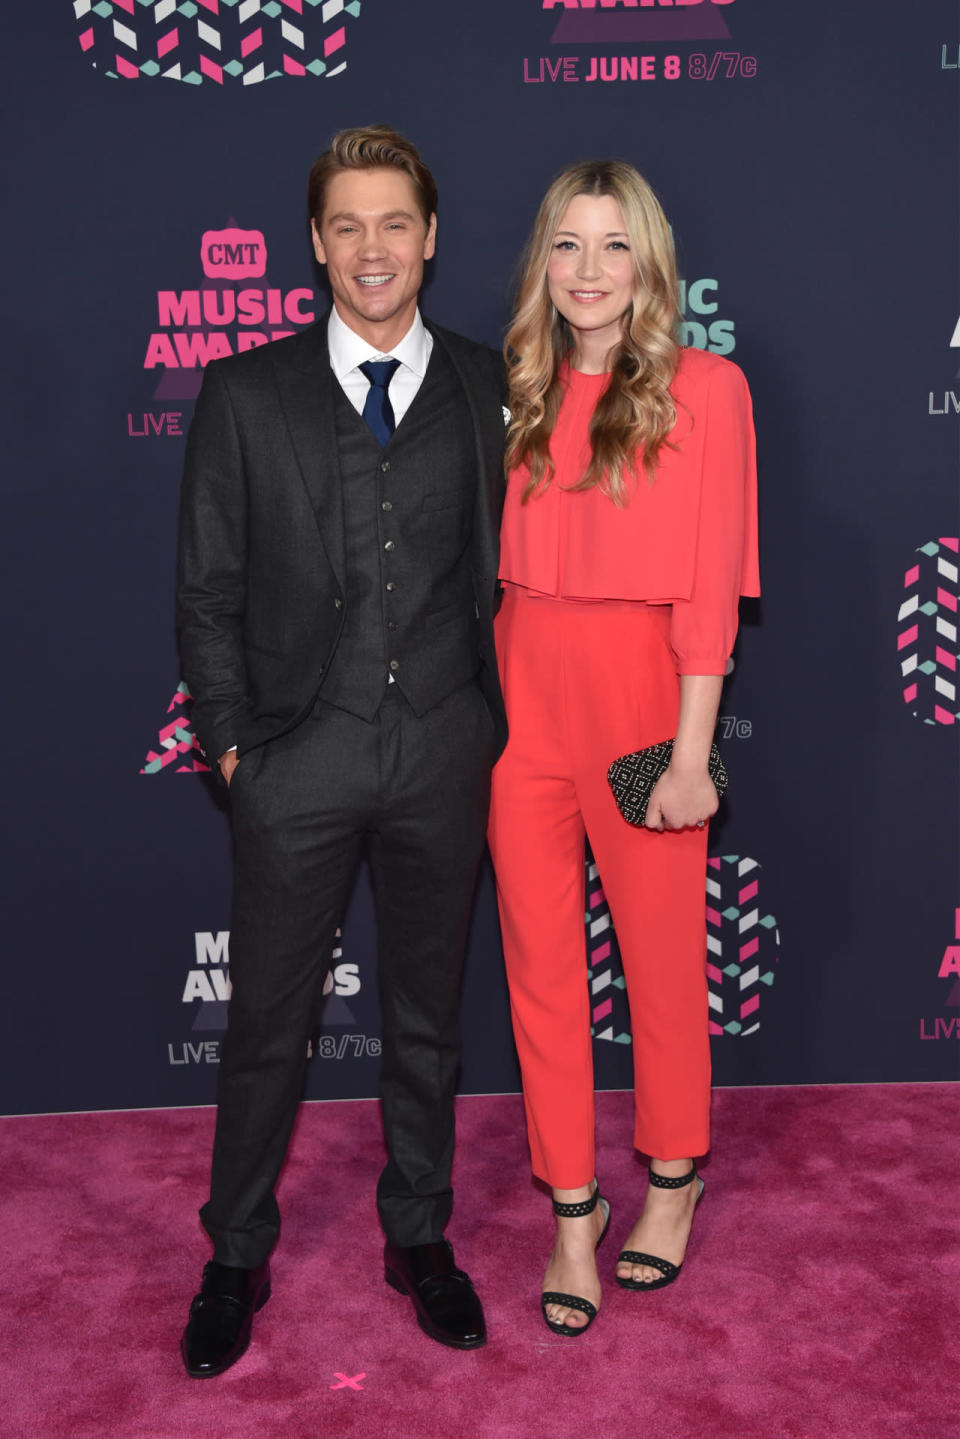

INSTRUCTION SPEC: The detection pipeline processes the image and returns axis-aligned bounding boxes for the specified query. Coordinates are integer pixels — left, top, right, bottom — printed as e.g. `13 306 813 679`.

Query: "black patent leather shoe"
180 1259 271 1378
384 1240 486 1350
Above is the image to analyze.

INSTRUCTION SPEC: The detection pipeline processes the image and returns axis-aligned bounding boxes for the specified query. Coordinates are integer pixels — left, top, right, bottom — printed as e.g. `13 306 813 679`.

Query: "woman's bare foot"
616 1159 701 1287
542 1183 608 1330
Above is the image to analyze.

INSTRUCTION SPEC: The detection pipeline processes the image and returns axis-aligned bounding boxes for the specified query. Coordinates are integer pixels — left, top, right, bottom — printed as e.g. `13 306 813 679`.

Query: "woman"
487 160 759 1336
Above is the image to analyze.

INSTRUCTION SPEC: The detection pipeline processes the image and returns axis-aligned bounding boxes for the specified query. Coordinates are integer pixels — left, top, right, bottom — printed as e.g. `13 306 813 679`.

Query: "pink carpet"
2 1085 957 1439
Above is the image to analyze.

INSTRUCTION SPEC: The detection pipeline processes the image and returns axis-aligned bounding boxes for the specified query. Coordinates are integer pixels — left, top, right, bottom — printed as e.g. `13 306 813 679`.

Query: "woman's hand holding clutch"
643 764 719 832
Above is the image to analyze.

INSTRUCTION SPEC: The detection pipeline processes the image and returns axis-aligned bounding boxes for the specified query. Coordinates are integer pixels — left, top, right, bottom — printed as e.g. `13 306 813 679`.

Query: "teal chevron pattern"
705 854 779 1036
73 0 361 84
587 850 781 1043
898 538 960 726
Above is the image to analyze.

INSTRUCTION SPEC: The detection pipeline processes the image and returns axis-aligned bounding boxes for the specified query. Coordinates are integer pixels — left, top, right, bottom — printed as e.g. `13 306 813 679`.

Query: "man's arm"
176 363 252 768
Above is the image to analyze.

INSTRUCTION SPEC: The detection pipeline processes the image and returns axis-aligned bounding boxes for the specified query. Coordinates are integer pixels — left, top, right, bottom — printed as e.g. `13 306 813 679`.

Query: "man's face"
312 167 437 348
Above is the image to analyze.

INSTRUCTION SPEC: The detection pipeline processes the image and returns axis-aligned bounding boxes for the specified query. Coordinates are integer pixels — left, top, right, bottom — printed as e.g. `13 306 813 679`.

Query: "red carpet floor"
2 1085 958 1439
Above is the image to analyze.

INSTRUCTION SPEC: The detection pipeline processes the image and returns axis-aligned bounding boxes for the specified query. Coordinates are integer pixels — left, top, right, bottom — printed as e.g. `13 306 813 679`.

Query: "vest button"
387 621 398 632
386 581 397 592
380 460 390 473
384 540 395 552
389 659 400 672
334 597 343 609
381 500 393 512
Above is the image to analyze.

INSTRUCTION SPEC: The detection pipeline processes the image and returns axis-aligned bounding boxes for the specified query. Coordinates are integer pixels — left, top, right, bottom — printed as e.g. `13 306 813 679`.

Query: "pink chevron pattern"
705 855 779 1036
140 683 210 774
899 538 960 726
72 0 361 85
585 854 632 1045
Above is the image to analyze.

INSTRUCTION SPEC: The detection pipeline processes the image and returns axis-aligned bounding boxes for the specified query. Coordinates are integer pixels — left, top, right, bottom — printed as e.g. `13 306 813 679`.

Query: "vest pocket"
422 491 466 513
425 600 466 629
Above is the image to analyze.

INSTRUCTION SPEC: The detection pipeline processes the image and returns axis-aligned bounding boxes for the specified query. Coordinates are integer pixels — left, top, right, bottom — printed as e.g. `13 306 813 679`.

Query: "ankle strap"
648 1165 697 1190
551 1185 600 1218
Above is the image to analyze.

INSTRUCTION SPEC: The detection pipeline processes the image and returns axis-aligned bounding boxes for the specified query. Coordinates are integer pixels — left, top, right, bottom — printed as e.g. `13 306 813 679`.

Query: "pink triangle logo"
547 0 734 46
140 683 209 775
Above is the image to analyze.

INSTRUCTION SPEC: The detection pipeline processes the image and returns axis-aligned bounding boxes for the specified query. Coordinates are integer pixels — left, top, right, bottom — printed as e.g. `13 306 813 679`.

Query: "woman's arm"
643 674 723 831
644 359 758 831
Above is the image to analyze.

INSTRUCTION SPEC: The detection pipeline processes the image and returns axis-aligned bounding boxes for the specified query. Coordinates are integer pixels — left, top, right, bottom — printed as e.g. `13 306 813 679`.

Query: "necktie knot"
359 358 400 390
359 359 401 446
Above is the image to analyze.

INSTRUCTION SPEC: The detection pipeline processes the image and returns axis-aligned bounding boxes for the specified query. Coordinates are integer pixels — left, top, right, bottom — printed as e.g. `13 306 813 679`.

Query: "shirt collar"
327 305 430 381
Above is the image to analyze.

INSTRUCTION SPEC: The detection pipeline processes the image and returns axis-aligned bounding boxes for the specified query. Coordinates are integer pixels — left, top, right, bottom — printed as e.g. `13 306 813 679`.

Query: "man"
176 125 507 1375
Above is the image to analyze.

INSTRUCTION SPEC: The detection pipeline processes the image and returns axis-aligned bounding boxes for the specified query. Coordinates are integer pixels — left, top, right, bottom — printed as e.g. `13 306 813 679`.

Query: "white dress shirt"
326 304 433 425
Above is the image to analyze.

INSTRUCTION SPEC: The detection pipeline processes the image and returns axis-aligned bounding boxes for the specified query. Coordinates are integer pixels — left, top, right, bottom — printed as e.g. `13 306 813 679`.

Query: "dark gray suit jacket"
176 315 508 766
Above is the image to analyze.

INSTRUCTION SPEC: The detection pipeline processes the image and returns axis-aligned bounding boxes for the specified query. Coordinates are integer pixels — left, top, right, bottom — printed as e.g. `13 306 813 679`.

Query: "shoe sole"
181 1281 272 1378
384 1269 487 1350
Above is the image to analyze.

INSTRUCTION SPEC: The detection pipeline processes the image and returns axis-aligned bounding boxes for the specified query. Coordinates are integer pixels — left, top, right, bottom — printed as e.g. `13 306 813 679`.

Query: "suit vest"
320 345 481 721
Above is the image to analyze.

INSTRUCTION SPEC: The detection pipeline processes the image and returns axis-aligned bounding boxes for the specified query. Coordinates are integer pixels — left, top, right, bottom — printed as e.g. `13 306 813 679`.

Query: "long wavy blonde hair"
505 160 681 504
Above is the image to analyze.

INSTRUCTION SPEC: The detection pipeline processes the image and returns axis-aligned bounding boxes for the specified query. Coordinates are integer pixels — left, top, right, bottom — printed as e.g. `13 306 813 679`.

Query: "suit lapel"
427 323 503 575
272 316 347 590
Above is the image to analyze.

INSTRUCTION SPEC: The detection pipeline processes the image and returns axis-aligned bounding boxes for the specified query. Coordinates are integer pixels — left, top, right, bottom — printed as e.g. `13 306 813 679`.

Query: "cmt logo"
182 931 359 1006
898 538 959 726
141 219 316 403
74 0 361 85
680 276 735 355
939 911 960 1001
201 228 266 280
172 930 360 1062
183 930 233 1004
919 908 960 1040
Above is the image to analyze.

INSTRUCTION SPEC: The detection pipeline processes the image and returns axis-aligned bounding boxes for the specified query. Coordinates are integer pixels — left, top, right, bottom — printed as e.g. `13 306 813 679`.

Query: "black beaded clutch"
606 739 728 827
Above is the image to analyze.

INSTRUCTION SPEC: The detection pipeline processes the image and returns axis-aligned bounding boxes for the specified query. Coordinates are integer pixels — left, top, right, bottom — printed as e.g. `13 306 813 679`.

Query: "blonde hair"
505 160 681 504
308 124 437 228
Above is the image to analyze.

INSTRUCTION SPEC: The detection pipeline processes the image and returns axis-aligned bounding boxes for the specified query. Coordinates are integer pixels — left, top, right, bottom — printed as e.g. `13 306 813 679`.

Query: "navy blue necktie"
359 358 400 447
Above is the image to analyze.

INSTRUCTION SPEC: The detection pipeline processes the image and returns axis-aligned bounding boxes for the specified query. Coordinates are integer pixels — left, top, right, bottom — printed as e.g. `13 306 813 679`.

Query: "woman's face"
546 192 636 359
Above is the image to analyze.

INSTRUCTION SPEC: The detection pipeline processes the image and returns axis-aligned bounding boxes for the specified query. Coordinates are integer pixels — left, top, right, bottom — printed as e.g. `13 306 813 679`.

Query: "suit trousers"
201 680 496 1267
487 588 711 1189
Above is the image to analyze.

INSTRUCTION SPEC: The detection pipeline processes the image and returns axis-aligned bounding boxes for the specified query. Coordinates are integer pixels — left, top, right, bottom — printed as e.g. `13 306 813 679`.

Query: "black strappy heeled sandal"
541 1184 611 1337
615 1164 705 1292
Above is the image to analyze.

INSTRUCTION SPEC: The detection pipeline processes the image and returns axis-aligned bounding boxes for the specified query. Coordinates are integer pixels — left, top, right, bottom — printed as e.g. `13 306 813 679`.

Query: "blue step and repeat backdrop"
3 1 958 1115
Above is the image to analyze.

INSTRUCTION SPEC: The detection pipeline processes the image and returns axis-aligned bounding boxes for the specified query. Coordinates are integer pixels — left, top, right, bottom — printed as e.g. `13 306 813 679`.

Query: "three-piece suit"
177 312 507 1265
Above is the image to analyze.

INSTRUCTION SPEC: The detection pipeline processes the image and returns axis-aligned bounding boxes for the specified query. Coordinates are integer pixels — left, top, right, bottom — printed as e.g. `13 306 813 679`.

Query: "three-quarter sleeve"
669 360 759 675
